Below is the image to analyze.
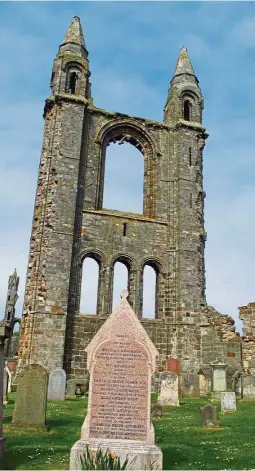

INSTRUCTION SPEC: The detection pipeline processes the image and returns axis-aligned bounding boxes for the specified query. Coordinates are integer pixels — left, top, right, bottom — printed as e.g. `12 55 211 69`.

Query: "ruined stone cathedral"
18 16 255 395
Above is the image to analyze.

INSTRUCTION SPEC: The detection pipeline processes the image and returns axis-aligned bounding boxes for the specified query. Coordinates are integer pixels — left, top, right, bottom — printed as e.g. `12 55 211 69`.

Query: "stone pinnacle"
173 46 196 77
63 16 85 48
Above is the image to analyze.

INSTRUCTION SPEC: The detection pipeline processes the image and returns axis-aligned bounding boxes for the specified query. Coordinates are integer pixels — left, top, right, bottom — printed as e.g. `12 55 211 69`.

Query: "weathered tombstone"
12 364 48 427
151 372 160 393
157 371 179 406
5 365 12 394
210 360 227 400
198 371 207 396
232 370 242 397
66 379 76 398
221 392 236 413
70 290 163 470
201 404 219 428
151 404 163 419
48 367 66 401
2 370 8 406
243 375 255 398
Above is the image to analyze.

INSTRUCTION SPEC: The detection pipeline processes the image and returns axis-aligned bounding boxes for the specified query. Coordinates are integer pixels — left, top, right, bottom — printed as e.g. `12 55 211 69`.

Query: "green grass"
3 393 255 469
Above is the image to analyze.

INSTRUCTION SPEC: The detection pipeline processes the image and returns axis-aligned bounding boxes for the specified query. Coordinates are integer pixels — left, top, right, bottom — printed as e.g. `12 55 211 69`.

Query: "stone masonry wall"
19 20 244 388
239 303 255 374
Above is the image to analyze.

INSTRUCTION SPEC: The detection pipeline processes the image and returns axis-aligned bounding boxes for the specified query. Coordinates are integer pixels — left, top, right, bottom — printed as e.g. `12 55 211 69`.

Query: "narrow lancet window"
80 257 99 314
142 265 157 319
68 72 78 94
189 148 192 166
184 100 191 121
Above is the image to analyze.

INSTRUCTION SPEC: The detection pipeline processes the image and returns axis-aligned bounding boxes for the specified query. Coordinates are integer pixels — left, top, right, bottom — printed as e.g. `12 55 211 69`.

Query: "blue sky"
0 2 254 330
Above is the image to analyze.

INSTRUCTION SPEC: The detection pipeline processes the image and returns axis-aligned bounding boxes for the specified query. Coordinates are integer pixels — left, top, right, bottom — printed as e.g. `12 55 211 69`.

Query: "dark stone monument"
12 364 48 427
201 404 219 428
48 367 66 401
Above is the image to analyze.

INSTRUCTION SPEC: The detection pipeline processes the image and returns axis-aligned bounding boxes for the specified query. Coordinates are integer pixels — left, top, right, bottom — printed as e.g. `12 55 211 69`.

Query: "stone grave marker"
70 290 163 470
66 379 76 398
12 364 48 427
201 404 219 428
210 360 227 400
151 404 163 419
151 372 160 393
48 367 66 401
2 370 8 406
243 375 255 398
5 364 12 394
221 392 236 412
157 371 179 406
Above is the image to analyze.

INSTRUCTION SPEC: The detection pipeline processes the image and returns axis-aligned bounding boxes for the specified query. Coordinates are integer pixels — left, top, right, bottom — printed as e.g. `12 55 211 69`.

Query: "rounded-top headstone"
48 368 66 401
12 364 48 427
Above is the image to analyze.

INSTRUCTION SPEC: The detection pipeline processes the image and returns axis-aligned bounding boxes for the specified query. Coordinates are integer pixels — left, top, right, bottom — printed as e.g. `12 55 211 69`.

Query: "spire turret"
173 47 196 80
164 47 203 125
63 16 86 49
49 16 92 101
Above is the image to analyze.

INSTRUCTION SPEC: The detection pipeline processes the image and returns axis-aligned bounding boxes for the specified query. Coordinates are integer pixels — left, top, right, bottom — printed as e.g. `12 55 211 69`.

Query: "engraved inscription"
213 368 226 392
89 341 149 441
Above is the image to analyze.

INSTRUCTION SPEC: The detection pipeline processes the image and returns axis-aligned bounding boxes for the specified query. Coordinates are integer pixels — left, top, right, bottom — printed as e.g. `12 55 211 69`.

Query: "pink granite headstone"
70 290 163 470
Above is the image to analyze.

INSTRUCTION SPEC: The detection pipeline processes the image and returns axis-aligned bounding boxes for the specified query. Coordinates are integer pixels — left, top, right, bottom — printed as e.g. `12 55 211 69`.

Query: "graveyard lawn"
3 393 255 470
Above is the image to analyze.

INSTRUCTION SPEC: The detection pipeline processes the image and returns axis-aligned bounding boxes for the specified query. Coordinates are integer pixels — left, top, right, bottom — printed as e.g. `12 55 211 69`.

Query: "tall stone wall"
18 17 244 389
239 303 255 374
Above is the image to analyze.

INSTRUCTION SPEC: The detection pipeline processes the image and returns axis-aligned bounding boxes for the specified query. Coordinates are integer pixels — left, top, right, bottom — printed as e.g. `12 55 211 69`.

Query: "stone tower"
19 17 216 386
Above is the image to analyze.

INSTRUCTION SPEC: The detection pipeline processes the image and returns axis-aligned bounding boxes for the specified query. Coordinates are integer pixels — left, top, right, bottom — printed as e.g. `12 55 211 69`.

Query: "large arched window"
97 121 158 218
103 142 143 213
142 264 157 319
112 261 129 309
80 257 99 314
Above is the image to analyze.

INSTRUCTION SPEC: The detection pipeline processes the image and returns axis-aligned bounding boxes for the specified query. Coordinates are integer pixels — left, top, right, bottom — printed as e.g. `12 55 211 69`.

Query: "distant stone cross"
120 289 128 301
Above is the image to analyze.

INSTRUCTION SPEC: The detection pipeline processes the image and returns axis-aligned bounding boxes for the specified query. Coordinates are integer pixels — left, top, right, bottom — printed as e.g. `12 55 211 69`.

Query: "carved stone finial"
120 290 129 301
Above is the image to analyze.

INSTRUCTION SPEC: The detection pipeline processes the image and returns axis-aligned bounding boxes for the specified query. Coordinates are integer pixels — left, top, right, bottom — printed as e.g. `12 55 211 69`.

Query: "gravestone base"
11 423 49 431
70 440 163 471
65 395 76 400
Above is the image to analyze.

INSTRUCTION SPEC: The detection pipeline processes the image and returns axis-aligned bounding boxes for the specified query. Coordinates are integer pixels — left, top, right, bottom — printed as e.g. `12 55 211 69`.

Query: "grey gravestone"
48 367 66 401
210 361 227 400
201 404 219 428
66 379 76 397
151 372 160 393
12 364 48 427
158 371 179 406
232 371 242 397
243 375 255 398
221 392 236 412
3 370 8 406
